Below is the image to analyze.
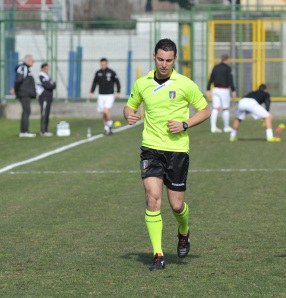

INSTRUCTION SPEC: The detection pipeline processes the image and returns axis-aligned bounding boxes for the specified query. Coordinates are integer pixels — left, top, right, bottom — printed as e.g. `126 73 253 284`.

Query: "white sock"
266 128 273 139
104 125 109 132
230 129 237 138
211 109 219 131
222 110 230 129
107 120 113 128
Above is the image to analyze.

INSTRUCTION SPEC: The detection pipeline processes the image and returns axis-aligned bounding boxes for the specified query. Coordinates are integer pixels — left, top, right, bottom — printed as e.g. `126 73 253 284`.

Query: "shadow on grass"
275 253 286 258
237 138 266 142
121 252 199 266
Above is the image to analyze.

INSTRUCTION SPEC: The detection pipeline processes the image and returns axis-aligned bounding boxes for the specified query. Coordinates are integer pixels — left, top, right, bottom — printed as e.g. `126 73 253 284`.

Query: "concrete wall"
1 101 285 120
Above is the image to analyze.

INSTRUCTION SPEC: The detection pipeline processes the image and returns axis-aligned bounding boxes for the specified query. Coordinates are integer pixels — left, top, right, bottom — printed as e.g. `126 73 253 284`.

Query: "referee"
89 58 120 135
206 54 236 133
124 39 211 271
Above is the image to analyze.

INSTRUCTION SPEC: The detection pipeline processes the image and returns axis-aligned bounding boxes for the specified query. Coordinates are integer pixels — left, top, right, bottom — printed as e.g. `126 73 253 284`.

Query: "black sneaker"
177 229 190 258
149 253 165 271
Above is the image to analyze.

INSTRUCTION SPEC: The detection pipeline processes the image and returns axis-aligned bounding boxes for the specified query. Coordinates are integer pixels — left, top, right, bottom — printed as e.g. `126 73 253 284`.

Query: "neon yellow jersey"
126 69 207 152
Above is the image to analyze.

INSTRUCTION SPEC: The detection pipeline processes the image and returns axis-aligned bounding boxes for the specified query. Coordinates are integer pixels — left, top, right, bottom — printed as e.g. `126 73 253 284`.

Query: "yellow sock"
145 209 163 256
172 203 189 235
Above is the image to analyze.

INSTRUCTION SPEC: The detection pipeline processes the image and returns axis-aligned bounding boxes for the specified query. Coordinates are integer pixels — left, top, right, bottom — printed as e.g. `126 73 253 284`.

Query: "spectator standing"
38 63 56 136
89 58 121 135
13 55 37 137
206 54 236 133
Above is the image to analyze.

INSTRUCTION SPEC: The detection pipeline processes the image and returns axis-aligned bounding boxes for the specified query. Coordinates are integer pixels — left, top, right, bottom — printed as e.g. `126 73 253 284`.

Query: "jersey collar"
147 69 178 80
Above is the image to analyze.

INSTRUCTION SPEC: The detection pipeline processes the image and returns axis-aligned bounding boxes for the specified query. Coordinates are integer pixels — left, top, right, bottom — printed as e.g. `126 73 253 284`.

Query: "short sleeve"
126 80 143 110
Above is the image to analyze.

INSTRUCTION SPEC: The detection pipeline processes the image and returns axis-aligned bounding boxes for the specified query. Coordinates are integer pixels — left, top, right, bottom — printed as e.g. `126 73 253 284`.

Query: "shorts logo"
142 160 148 172
169 91 176 99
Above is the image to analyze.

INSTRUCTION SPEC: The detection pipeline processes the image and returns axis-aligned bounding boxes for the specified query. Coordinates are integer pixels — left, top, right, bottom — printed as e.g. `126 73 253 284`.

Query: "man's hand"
232 91 236 101
115 92 120 100
167 120 185 134
89 92 93 100
10 88 15 95
205 90 211 98
124 106 140 125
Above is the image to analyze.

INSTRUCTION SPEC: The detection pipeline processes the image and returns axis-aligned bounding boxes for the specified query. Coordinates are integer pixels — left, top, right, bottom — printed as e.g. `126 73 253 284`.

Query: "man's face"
100 61 107 70
153 49 177 79
42 65 49 74
25 56 34 67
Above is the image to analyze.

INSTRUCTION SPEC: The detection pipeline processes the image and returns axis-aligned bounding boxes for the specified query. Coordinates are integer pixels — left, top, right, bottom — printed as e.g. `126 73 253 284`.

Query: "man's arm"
123 105 140 125
40 75 56 90
114 73 121 93
264 93 271 111
14 67 25 93
167 105 211 134
89 73 98 99
206 69 214 98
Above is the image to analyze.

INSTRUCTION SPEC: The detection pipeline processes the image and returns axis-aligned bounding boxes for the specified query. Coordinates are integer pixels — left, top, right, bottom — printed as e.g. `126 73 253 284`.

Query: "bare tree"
73 0 132 21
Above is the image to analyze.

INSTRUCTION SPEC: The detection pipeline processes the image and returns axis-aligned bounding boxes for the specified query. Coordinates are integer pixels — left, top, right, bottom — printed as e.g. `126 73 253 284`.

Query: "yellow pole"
252 21 257 90
257 20 261 87
137 64 144 119
182 24 191 78
262 21 266 84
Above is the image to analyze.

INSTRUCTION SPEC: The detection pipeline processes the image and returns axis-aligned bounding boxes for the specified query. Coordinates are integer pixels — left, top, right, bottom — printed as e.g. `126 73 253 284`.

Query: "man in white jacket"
38 63 56 136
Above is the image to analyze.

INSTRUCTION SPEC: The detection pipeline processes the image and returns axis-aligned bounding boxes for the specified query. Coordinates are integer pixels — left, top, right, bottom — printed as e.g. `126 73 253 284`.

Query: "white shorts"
212 87 231 109
97 94 115 113
236 98 270 120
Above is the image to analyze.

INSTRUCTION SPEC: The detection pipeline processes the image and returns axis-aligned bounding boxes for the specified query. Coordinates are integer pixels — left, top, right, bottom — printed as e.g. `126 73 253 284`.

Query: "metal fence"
1 5 286 102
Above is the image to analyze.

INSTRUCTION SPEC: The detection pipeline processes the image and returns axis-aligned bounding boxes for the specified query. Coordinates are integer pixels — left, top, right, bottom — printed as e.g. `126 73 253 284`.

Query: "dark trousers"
39 98 52 133
19 96 31 133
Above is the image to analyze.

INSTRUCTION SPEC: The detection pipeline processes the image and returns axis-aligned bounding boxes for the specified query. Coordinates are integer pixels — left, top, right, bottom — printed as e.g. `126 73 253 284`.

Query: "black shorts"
140 146 189 192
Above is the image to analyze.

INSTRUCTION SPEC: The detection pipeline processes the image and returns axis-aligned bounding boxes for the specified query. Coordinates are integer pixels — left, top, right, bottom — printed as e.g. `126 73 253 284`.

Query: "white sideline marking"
5 168 286 175
0 120 144 174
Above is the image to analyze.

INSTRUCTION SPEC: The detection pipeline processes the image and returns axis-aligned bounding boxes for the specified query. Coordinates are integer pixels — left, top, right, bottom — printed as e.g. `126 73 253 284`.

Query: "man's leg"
144 176 164 256
167 189 190 258
167 189 189 233
230 118 241 141
40 99 46 133
144 176 166 270
104 107 113 132
210 90 223 133
221 91 231 132
264 114 280 141
102 108 113 135
210 107 220 133
20 97 31 132
45 100 52 132
222 108 231 132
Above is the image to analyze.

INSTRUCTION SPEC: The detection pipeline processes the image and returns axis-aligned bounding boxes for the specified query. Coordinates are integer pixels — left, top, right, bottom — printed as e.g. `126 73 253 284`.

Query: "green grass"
0 117 286 297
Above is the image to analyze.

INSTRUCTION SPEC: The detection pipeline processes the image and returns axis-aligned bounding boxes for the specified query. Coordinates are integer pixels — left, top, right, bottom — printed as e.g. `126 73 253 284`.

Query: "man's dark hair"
100 58 108 62
154 39 177 56
41 63 48 69
258 84 267 91
221 54 229 62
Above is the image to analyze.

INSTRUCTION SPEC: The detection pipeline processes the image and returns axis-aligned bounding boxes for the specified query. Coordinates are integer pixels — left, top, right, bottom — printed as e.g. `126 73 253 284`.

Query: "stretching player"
206 54 236 133
230 84 281 142
124 39 211 270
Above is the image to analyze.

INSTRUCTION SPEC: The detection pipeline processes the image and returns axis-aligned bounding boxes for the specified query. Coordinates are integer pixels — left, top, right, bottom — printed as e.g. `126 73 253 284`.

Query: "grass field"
0 116 285 297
